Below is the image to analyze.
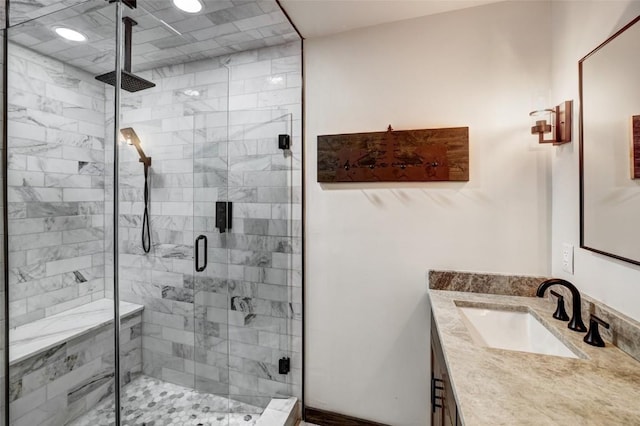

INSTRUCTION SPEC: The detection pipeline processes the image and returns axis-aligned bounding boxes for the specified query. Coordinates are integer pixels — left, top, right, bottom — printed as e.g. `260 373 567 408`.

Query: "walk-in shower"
2 0 303 425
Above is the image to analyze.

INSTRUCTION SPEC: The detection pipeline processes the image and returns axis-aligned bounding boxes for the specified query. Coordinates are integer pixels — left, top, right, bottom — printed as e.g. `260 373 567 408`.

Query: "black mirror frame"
579 14 640 267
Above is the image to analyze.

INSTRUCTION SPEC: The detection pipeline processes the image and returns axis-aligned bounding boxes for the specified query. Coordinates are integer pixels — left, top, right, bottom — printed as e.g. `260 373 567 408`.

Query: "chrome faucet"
536 278 587 332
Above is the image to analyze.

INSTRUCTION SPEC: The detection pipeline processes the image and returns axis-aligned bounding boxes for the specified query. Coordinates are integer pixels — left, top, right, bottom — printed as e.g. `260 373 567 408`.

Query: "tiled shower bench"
9 299 143 426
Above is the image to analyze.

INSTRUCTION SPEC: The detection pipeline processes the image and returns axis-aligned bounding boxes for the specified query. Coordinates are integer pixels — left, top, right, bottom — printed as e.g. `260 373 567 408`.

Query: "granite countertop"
429 289 640 425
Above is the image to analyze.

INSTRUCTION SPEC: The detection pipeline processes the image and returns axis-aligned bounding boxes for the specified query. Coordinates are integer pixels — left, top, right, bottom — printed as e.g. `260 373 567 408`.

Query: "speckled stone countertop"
429 289 640 425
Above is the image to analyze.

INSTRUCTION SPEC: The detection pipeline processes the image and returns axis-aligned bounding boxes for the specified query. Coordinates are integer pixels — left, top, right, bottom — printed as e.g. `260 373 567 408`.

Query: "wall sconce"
529 100 572 145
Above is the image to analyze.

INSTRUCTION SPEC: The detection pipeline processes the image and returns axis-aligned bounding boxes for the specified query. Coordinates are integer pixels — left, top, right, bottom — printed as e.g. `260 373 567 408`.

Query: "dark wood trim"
304 407 390 426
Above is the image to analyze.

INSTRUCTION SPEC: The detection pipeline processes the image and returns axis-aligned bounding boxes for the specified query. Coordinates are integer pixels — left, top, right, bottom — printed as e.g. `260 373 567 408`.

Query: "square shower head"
95 70 156 93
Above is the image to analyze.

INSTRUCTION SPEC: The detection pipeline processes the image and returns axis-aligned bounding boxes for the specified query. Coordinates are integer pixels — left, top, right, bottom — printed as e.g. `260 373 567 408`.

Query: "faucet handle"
583 314 610 347
550 290 570 321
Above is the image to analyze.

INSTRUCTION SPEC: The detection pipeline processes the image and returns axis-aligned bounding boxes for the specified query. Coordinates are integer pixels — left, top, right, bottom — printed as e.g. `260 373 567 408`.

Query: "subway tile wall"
115 40 302 408
7 43 107 328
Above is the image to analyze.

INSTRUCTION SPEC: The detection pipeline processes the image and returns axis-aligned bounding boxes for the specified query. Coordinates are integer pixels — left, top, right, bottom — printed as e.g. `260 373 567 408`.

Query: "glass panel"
192 106 231 421
0 11 6 426
115 5 201 424
223 109 293 416
6 1 119 425
116 114 192 418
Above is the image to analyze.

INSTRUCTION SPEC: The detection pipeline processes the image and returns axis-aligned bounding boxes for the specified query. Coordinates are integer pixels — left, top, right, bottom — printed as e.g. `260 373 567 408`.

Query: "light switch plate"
562 243 574 274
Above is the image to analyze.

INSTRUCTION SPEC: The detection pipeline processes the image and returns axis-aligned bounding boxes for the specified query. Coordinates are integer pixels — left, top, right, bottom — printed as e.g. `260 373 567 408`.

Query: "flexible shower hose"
142 165 151 253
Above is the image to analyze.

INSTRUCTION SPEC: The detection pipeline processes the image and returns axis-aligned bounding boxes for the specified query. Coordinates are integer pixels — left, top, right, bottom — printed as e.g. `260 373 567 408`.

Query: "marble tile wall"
114 40 302 408
7 43 107 327
8 310 141 426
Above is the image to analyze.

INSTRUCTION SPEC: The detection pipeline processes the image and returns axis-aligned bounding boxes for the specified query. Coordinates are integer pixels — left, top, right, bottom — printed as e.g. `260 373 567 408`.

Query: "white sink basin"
457 305 579 358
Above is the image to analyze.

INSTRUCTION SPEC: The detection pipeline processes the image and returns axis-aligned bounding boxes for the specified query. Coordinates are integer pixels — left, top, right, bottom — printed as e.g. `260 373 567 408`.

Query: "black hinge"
278 134 290 150
279 357 290 374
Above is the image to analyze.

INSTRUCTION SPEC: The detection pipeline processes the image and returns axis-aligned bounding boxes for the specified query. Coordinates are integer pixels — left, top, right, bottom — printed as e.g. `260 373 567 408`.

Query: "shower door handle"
195 235 207 272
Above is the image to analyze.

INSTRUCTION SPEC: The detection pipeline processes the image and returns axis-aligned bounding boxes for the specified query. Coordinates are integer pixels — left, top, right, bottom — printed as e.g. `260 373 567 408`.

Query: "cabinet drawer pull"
431 376 445 413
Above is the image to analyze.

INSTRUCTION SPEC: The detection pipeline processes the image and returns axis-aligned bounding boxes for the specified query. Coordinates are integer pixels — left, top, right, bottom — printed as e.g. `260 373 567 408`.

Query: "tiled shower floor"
69 375 263 426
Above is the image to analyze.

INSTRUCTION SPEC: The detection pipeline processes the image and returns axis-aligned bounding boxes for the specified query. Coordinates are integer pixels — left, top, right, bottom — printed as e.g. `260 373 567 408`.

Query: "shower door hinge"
279 357 291 375
278 134 290 150
215 201 233 233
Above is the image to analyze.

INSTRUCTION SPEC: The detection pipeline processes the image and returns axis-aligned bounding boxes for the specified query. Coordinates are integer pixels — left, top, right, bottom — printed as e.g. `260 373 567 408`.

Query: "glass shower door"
226 110 296 412
192 108 231 421
194 108 296 420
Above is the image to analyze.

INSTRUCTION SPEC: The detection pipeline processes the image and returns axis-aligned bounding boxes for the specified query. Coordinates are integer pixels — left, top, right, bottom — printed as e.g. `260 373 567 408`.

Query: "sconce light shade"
530 100 572 145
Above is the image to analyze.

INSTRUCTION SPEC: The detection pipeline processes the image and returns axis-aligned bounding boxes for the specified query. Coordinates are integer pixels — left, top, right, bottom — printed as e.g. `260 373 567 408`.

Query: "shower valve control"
215 201 233 233
279 357 290 375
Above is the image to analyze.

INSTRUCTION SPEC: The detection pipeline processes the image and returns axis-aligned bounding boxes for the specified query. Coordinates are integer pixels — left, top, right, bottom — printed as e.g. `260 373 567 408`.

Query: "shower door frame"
2 0 9 423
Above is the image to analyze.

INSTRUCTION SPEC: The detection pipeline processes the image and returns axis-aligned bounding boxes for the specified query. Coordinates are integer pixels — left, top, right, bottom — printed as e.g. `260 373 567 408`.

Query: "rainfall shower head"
120 127 151 168
96 17 155 93
96 70 155 93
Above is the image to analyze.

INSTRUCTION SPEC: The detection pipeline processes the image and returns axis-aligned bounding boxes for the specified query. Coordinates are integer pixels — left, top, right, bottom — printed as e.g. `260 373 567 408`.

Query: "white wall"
551 1 640 321
304 2 552 424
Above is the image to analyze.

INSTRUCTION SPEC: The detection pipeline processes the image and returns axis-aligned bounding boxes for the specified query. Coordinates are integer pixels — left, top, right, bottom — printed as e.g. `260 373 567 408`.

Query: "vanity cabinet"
431 313 462 426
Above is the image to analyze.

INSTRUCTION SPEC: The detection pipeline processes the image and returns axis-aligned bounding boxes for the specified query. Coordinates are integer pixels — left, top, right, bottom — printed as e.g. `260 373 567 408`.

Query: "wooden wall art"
631 115 640 179
317 125 469 183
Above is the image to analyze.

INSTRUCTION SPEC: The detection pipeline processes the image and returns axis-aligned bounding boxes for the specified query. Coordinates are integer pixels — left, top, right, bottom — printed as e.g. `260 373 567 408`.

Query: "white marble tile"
229 93 259 110
9 298 143 364
254 407 288 425
257 88 300 108
231 60 272 81
44 294 92 317
44 255 92 276
62 188 104 202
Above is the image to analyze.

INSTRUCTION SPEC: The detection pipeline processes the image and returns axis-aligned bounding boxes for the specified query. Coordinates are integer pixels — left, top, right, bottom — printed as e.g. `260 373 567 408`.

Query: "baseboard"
304 406 390 426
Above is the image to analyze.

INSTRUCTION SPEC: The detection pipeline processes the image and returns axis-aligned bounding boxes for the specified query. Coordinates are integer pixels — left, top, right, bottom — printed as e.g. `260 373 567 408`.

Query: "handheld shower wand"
120 127 151 253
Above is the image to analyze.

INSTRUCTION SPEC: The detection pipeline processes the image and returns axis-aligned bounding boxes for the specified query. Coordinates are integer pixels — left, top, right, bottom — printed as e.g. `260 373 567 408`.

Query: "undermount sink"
457 305 579 359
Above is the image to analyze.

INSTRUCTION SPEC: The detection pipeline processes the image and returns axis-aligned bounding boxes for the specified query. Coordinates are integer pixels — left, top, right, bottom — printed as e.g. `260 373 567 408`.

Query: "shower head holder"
120 127 151 168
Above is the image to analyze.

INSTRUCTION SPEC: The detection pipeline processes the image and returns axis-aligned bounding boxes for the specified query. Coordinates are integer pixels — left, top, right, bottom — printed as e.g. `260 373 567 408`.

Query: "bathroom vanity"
429 271 640 425
431 313 461 426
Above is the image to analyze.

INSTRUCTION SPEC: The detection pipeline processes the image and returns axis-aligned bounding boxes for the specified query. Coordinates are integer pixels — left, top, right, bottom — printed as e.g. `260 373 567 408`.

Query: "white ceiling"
278 0 506 38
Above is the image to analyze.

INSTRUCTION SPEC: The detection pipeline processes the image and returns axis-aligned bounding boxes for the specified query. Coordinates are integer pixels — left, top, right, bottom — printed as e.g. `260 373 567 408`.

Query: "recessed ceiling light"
54 27 87 42
183 89 201 97
173 0 202 13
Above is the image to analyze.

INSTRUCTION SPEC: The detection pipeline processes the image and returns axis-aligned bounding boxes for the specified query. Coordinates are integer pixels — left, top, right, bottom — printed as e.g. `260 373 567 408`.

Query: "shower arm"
123 17 135 73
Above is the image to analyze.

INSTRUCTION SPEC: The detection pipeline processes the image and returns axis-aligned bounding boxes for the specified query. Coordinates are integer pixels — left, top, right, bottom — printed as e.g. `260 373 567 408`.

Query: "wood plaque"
632 115 640 179
317 126 469 183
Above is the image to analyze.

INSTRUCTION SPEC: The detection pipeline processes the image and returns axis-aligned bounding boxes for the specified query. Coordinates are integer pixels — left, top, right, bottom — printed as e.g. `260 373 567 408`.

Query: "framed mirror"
580 15 640 265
